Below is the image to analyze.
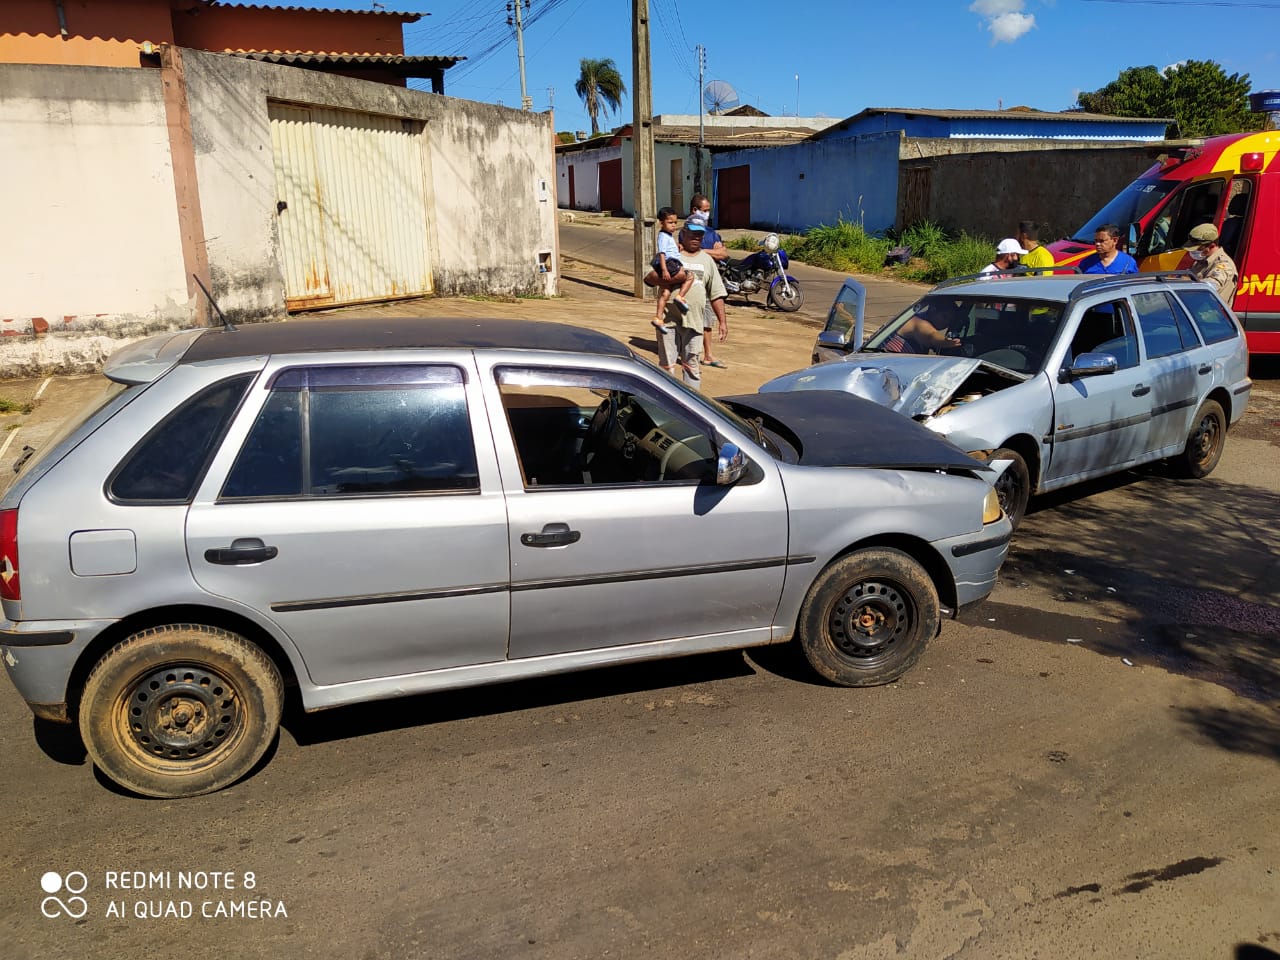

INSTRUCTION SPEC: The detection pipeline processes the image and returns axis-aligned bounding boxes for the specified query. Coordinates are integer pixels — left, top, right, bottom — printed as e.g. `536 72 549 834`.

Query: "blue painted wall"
820 112 1167 141
712 132 901 234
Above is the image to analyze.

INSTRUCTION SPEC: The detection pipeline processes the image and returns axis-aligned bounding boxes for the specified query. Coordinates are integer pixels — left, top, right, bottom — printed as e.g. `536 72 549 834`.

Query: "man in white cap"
980 238 1028 277
1185 222 1238 306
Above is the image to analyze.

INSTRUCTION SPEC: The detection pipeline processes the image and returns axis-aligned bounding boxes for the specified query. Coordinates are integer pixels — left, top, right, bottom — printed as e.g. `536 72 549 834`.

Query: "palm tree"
574 57 626 137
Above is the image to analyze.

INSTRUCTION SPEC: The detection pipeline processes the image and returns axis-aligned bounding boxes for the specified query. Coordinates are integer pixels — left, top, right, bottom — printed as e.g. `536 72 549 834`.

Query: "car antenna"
192 273 236 332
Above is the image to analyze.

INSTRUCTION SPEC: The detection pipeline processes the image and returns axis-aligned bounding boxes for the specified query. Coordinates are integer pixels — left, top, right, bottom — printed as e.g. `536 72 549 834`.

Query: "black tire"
797 548 941 687
991 447 1031 528
1172 399 1226 479
768 278 803 312
78 624 283 799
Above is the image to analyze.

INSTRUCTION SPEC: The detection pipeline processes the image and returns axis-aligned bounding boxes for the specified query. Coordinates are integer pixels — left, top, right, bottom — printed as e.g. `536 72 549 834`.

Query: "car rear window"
1178 287 1240 344
221 364 478 499
109 375 254 503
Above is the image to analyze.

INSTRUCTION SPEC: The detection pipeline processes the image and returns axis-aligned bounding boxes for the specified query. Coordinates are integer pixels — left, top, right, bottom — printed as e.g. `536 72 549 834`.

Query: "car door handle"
520 523 581 548
1198 364 1212 375
204 538 279 565
1132 384 1151 397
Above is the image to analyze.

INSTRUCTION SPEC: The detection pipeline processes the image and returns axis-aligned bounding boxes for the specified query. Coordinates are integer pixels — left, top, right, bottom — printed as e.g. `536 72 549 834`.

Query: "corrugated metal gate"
268 102 432 311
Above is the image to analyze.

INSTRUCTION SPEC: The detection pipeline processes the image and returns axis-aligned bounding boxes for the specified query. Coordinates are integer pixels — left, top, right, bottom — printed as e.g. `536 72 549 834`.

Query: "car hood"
720 389 987 472
761 355 1021 419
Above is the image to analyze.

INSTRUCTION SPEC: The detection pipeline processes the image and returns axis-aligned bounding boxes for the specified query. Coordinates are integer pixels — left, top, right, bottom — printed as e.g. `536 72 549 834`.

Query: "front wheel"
990 447 1031 528
797 548 941 687
1171 399 1225 478
768 277 803 312
78 624 283 798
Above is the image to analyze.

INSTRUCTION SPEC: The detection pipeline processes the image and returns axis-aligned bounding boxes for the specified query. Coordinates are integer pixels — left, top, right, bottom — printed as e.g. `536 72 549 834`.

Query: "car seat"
1218 193 1249 261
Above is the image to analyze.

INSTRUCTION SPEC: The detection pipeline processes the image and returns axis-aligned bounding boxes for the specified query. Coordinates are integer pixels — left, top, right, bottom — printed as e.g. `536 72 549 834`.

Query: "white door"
268 102 433 311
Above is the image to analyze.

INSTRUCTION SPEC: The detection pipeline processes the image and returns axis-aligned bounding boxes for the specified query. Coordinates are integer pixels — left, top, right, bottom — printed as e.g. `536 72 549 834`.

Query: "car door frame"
475 351 792 661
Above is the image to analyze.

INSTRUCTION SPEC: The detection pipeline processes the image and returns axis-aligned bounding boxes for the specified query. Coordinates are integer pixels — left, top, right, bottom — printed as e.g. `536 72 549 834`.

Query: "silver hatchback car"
764 272 1252 526
2 318 1009 798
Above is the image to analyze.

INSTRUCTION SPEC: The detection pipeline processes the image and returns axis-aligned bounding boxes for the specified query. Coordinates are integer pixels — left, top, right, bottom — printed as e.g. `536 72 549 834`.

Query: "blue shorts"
651 254 684 276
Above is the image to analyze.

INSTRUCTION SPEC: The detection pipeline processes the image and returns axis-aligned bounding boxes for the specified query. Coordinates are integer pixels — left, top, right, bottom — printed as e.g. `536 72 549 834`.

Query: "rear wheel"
797 548 940 687
1171 399 1225 478
990 447 1031 528
79 624 283 798
768 278 803 312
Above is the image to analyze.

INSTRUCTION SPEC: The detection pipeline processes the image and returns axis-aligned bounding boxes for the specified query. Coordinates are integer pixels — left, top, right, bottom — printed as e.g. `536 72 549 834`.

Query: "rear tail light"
1 508 19 601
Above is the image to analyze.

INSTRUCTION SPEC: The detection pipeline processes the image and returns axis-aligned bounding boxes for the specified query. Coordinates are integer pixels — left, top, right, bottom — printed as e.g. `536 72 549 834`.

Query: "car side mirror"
1058 352 1119 382
716 442 746 485
816 330 850 351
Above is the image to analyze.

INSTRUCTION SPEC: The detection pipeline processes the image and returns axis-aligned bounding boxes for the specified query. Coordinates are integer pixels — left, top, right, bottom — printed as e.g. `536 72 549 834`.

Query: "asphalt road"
1 255 1278 960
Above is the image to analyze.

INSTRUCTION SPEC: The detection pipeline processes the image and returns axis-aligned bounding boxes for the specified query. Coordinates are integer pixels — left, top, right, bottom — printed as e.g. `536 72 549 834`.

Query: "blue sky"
310 1 1273 131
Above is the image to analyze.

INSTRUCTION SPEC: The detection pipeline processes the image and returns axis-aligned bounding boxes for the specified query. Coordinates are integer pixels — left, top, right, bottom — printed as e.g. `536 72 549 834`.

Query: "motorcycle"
718 233 804 312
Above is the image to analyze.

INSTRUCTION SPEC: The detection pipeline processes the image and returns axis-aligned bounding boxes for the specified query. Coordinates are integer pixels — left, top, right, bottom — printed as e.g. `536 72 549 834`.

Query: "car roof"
929 271 1204 303
178 317 633 364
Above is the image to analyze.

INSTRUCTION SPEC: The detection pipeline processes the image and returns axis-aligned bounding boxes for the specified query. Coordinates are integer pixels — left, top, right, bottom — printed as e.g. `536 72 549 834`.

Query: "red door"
598 158 623 213
568 165 576 209
717 165 751 228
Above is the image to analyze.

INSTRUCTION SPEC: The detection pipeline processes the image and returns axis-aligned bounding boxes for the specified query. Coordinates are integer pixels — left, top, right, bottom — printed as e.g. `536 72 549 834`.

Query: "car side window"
496 367 716 487
221 365 478 500
109 375 254 503
1068 301 1138 369
1178 288 1240 344
1133 291 1195 359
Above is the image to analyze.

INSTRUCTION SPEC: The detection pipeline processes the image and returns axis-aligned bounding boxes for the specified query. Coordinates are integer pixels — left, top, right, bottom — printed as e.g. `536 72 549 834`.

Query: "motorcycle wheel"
768 278 803 312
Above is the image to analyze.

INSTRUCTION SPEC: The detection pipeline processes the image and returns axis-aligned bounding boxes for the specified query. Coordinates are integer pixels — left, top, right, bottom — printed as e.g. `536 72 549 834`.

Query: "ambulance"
1046 130 1279 355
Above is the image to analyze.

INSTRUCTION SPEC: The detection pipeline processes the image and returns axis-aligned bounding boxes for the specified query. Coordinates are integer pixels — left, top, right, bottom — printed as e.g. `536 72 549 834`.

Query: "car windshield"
863 294 1066 375
1070 177 1177 242
9 378 133 481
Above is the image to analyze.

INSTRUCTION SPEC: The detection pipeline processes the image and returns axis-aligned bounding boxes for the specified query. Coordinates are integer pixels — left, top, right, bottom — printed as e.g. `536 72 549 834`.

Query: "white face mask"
1188 249 1208 261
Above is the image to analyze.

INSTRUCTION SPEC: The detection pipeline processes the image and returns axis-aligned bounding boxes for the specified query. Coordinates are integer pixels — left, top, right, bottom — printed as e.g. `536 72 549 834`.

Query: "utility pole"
631 0 656 299
508 0 532 111
696 44 705 196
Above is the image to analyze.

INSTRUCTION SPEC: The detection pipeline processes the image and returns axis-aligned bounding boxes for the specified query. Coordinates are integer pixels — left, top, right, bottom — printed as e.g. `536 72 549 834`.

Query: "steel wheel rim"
1191 412 1222 467
994 468 1025 518
116 662 243 766
829 579 915 661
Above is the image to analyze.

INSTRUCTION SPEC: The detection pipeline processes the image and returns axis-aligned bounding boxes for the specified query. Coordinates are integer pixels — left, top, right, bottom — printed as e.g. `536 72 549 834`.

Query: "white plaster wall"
181 49 558 310
0 64 191 340
554 144 619 211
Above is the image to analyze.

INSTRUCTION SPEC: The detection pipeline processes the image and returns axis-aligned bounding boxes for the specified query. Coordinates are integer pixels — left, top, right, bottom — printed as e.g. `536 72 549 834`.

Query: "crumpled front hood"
720 389 985 472
761 355 988 418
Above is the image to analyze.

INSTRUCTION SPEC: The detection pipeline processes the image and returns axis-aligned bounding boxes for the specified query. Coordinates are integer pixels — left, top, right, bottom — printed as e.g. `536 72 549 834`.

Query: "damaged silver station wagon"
2 318 1010 798
764 273 1253 526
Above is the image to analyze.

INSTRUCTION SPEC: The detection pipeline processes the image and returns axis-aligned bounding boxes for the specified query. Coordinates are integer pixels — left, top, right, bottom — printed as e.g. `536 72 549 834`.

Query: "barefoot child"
645 207 693 331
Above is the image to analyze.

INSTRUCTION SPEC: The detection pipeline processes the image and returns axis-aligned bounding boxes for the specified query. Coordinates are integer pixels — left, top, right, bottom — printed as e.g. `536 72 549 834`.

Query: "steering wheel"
580 393 619 468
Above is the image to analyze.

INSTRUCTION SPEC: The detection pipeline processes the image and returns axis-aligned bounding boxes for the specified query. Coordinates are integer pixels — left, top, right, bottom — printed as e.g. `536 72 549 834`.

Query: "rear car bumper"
937 516 1013 611
1 618 116 722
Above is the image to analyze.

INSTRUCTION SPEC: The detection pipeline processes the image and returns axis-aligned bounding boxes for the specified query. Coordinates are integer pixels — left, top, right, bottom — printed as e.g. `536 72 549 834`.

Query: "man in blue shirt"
1079 223 1138 274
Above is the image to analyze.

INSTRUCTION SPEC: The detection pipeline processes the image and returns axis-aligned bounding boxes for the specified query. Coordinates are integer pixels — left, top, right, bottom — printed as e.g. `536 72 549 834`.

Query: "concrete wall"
181 49 557 315
0 63 191 368
897 141 1161 241
712 132 901 233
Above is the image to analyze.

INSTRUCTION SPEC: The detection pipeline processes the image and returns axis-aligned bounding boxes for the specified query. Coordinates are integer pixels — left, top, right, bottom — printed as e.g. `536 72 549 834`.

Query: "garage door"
269 102 433 311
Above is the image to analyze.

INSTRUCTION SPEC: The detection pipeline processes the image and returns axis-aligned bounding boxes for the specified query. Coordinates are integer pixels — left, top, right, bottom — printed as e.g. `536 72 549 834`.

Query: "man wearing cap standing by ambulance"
979 238 1027 277
1185 222 1238 307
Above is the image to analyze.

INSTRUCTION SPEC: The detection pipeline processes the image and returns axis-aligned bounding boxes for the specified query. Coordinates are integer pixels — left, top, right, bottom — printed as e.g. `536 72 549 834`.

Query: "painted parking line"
33 377 52 400
0 427 19 462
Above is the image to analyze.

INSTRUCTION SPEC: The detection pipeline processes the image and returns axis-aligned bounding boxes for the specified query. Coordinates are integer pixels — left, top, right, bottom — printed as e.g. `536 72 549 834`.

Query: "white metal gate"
268 102 432 311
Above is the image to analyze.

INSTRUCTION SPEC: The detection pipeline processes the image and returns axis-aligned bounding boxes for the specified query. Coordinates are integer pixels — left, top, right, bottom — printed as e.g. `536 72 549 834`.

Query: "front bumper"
1 618 117 722
937 515 1013 612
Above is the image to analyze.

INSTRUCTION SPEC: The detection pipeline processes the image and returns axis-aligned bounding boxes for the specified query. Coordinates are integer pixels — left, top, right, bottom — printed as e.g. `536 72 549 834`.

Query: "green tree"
1077 59 1260 138
574 57 626 137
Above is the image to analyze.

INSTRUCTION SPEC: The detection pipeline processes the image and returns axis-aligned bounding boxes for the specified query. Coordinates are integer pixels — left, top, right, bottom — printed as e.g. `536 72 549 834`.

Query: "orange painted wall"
0 0 175 68
173 7 408 56
1 1 411 68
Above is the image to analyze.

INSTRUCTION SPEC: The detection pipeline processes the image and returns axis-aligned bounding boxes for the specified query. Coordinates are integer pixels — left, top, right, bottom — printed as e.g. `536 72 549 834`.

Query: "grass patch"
0 398 34 415
776 219 996 285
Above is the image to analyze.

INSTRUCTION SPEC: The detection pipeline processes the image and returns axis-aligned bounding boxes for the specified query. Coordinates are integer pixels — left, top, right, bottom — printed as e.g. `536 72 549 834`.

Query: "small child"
645 207 693 330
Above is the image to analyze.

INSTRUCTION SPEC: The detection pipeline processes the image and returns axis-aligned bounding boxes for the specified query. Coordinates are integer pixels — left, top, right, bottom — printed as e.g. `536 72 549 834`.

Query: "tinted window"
221 365 478 499
1133 291 1191 359
1178 288 1239 344
110 375 253 502
1069 301 1139 369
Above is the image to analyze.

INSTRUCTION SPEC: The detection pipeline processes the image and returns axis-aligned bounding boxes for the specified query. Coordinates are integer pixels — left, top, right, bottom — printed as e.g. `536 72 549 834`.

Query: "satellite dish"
703 80 740 115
